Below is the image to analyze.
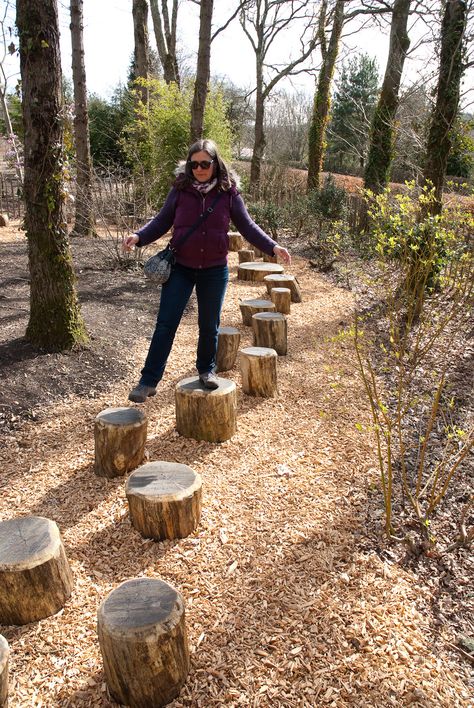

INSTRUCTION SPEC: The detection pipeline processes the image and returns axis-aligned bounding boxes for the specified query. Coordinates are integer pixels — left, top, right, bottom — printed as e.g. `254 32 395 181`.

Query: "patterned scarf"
192 178 218 194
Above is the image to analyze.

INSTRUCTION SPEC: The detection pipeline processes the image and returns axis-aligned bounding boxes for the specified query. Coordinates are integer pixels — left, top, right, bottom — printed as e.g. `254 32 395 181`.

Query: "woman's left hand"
273 245 291 265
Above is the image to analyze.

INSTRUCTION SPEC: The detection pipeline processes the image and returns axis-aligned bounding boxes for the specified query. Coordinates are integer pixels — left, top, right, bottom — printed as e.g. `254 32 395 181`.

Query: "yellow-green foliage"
124 79 233 205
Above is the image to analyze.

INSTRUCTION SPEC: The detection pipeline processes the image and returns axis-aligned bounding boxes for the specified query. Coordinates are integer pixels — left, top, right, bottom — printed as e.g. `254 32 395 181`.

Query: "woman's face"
189 150 215 182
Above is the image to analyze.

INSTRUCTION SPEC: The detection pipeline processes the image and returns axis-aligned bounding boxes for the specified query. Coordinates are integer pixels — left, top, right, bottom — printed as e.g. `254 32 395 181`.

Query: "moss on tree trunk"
17 0 88 352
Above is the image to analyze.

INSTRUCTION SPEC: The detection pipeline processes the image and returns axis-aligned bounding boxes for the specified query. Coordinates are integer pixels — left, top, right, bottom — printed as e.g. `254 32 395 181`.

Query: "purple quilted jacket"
135 183 277 269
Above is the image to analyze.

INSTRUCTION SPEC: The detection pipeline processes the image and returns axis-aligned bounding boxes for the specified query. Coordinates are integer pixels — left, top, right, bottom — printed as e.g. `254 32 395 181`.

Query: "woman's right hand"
123 234 139 252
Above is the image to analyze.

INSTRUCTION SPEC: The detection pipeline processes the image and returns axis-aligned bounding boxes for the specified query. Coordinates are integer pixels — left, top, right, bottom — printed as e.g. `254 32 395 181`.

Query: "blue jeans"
140 263 229 387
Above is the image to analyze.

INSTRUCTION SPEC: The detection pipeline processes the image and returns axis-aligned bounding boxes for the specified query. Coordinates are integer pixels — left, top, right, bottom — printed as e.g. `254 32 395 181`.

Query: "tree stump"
94 407 147 478
238 249 255 264
270 287 291 314
228 232 244 251
264 274 302 302
253 246 264 258
0 635 9 708
239 347 278 397
239 298 275 326
97 577 189 708
126 462 202 540
175 376 236 442
237 262 284 282
252 312 288 355
216 326 240 372
0 516 73 625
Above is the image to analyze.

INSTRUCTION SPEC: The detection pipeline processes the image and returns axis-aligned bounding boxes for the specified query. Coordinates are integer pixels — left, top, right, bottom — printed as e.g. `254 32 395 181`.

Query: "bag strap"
171 191 224 253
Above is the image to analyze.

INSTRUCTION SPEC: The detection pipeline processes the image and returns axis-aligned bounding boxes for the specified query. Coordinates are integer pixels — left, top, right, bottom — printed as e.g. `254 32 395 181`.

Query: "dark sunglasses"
188 159 214 170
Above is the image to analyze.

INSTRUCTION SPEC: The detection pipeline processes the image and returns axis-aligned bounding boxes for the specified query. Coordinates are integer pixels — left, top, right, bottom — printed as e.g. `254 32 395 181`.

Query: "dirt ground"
0 221 473 707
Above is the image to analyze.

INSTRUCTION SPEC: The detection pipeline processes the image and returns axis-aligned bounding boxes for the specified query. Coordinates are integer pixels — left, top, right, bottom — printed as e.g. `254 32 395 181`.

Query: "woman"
123 139 291 403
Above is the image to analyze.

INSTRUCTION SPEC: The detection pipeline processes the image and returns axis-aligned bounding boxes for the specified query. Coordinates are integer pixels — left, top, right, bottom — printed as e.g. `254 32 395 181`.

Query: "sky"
1 1 473 108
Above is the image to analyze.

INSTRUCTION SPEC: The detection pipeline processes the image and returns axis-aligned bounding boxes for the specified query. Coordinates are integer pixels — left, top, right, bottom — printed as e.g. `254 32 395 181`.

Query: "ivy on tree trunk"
306 0 344 193
423 0 467 215
16 0 88 351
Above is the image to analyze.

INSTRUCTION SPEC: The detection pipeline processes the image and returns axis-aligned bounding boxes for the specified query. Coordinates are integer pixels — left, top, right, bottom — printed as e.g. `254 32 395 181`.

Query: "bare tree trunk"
241 0 319 195
16 0 88 351
150 0 180 86
364 0 411 194
133 0 150 104
190 0 214 142
250 61 265 195
422 0 467 215
70 0 94 237
307 0 344 192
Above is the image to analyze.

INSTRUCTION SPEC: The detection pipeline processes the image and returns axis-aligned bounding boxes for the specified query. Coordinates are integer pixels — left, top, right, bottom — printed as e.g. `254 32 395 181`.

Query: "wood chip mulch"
1 250 472 707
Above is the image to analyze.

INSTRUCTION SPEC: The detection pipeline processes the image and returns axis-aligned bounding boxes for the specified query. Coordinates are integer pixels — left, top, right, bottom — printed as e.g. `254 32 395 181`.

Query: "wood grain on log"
126 462 202 540
270 287 291 314
0 635 9 708
237 262 284 282
238 249 255 264
252 312 288 355
216 326 241 372
253 246 264 258
239 298 275 326
175 376 237 442
239 347 278 397
94 407 147 478
228 232 244 251
98 577 189 708
0 516 73 625
264 274 302 302
263 252 277 263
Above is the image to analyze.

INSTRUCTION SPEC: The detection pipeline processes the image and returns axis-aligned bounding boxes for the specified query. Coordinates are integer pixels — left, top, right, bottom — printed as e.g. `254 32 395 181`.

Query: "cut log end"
0 516 73 625
239 346 278 398
237 262 284 282
126 461 202 540
98 577 189 707
94 407 148 478
252 312 288 356
239 298 275 326
270 287 291 314
216 326 241 372
264 274 302 302
175 376 237 442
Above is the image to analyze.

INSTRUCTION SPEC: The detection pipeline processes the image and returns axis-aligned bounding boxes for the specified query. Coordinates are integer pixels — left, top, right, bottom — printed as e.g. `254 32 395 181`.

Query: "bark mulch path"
0 223 472 707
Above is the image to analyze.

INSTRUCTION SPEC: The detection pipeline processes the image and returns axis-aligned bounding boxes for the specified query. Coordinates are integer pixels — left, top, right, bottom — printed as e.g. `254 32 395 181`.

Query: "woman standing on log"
123 139 291 403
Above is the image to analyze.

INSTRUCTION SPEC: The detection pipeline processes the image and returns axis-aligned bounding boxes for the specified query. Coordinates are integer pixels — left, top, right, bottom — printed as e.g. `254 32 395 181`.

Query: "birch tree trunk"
364 0 411 193
16 0 88 351
133 0 150 104
422 0 467 215
190 0 214 142
70 0 94 237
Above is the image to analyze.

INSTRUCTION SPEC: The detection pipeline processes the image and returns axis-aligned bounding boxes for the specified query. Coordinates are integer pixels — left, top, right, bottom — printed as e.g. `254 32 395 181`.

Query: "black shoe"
199 372 219 390
128 383 157 403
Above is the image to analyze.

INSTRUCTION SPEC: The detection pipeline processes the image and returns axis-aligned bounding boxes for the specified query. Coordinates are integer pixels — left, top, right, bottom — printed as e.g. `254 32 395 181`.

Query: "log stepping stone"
239 298 275 326
94 407 147 478
175 376 237 442
98 577 189 708
0 516 73 625
0 635 9 708
270 287 291 314
216 326 241 372
238 248 255 264
263 252 277 263
125 462 202 540
252 312 288 355
237 261 284 281
239 346 278 397
264 273 302 302
228 232 244 251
